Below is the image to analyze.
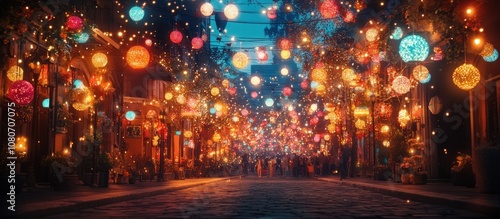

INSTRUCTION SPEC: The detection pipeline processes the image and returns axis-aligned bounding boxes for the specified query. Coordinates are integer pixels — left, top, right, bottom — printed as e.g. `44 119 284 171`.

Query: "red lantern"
170 30 183 44
280 39 291 50
191 37 203 49
320 0 339 19
8 80 34 105
227 87 237 95
126 45 150 69
300 80 309 89
241 109 249 116
66 16 83 30
251 91 258 98
282 87 292 96
267 8 277 20
343 10 355 23
257 51 268 61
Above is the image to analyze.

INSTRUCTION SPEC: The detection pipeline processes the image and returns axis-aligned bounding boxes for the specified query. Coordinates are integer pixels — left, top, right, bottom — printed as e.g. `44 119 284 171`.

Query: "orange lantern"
126 46 150 69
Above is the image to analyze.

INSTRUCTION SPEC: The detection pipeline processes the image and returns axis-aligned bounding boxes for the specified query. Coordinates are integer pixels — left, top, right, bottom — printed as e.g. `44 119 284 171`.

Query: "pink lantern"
343 10 355 23
170 30 183 44
191 37 204 49
257 51 268 61
280 39 292 50
66 16 83 29
320 0 338 19
314 134 321 142
8 80 34 105
251 91 258 98
282 86 292 96
145 39 152 47
310 117 319 125
241 109 249 116
267 8 277 20
300 80 309 89
228 87 237 95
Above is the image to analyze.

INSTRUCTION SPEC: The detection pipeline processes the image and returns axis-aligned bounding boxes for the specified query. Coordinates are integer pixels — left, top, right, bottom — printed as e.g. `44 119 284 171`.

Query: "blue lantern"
175 131 181 136
42 98 50 108
125 111 136 121
74 32 89 43
209 108 217 114
483 49 498 62
73 79 85 89
419 74 431 84
399 35 429 62
390 27 403 40
129 6 145 22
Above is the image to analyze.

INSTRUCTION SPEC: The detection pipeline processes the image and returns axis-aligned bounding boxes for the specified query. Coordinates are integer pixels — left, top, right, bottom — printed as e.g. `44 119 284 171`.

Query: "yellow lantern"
310 68 327 83
392 75 411 94
324 134 331 141
479 42 494 57
200 2 214 16
380 125 390 133
126 45 150 69
213 133 221 142
354 106 370 118
355 119 366 130
91 52 108 68
315 84 326 95
184 130 193 138
412 65 429 81
280 50 291 59
232 52 249 69
222 79 230 88
7 66 23 81
210 87 220 96
224 4 239 20
452 63 480 91
327 124 336 133
342 68 356 82
250 76 261 86
365 28 379 42
164 92 173 100
176 94 186 104
280 67 289 76
398 109 410 127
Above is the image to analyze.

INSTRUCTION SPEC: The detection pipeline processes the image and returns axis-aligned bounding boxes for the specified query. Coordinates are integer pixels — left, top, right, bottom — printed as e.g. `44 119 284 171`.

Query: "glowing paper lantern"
209 108 217 114
191 37 204 49
145 39 152 47
92 52 108 68
300 80 309 89
310 68 327 83
282 87 292 96
479 42 494 57
184 131 193 138
412 65 429 81
66 16 83 29
365 28 379 42
228 87 237 95
73 79 85 89
280 50 291 59
428 96 442 115
210 87 220 96
74 32 89 43
7 66 23 81
320 0 338 18
125 111 136 121
200 2 214 16
267 8 277 20
314 134 321 142
324 134 331 141
222 79 230 88
354 106 370 118
224 4 239 20
257 51 268 61
419 73 432 84
391 27 403 40
392 75 411 94
280 39 292 50
164 92 173 100
8 80 34 105
241 109 249 116
232 52 249 69
483 49 498 62
343 10 355 23
170 30 183 44
341 68 356 82
251 76 261 86
452 63 480 91
281 67 289 76
129 6 145 22
176 94 186 104
399 35 429 62
212 133 221 142
265 98 274 107
398 109 410 127
251 91 258 98
126 45 150 69
42 98 50 108
355 119 366 130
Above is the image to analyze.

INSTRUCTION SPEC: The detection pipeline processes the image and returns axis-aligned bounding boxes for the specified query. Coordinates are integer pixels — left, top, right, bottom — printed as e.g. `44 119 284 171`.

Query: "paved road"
42 177 490 219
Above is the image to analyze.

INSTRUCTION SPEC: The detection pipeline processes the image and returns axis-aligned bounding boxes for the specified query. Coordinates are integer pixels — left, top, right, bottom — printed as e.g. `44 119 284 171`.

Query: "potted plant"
96 151 114 188
42 151 79 191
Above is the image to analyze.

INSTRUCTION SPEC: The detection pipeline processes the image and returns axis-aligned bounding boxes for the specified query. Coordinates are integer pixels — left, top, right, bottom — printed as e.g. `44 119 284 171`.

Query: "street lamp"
370 94 376 180
27 60 42 187
158 109 166 182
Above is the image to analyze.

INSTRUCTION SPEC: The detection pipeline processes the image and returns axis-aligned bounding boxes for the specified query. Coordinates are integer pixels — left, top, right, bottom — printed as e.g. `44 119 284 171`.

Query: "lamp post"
370 94 376 180
27 60 41 187
157 109 166 182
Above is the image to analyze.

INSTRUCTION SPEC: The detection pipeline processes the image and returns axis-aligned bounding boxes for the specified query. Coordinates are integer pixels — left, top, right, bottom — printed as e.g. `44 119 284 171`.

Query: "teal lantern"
265 98 274 107
73 79 85 89
175 131 181 136
74 32 89 43
390 27 403 40
129 6 145 22
419 74 431 84
42 98 50 108
399 35 429 62
125 111 136 121
483 49 498 62
209 108 217 114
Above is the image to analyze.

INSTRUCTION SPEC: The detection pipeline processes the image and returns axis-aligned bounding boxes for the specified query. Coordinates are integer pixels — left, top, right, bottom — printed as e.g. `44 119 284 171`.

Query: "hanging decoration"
280 50 291 59
224 4 239 20
170 30 183 44
74 32 89 43
280 39 292 50
211 87 220 96
125 111 136 121
483 49 498 62
250 76 261 86
341 68 356 82
281 67 289 76
399 35 429 62
91 52 108 68
392 75 411 94
129 6 145 22
365 28 379 42
164 92 173 100
200 2 214 17
428 96 442 115
126 45 150 69
66 16 83 30
390 27 403 40
310 68 327 83
479 42 494 57
8 80 34 105
265 98 274 107
267 7 277 20
419 74 432 84
191 37 204 49
320 0 338 19
232 52 249 69
282 87 292 97
72 87 93 111
452 63 480 91
42 98 50 108
412 65 429 81
7 66 23 82
397 109 410 127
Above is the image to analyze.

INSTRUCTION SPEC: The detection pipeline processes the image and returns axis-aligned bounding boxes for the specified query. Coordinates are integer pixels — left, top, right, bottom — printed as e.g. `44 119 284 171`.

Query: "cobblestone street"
40 177 491 219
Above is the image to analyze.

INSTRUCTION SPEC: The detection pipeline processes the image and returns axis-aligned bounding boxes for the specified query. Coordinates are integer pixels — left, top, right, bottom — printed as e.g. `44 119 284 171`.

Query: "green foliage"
96 152 114 172
42 151 77 174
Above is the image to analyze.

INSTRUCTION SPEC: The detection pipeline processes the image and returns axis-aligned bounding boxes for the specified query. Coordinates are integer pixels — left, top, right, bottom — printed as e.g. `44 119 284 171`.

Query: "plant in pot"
96 151 114 188
42 151 79 191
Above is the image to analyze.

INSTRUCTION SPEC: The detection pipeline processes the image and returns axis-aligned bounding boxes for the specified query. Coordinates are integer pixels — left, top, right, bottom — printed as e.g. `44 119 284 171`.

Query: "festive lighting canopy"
452 63 480 91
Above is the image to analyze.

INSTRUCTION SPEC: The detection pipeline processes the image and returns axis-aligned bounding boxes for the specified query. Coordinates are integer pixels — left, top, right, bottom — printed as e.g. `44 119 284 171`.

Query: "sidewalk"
317 176 500 217
7 176 237 218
